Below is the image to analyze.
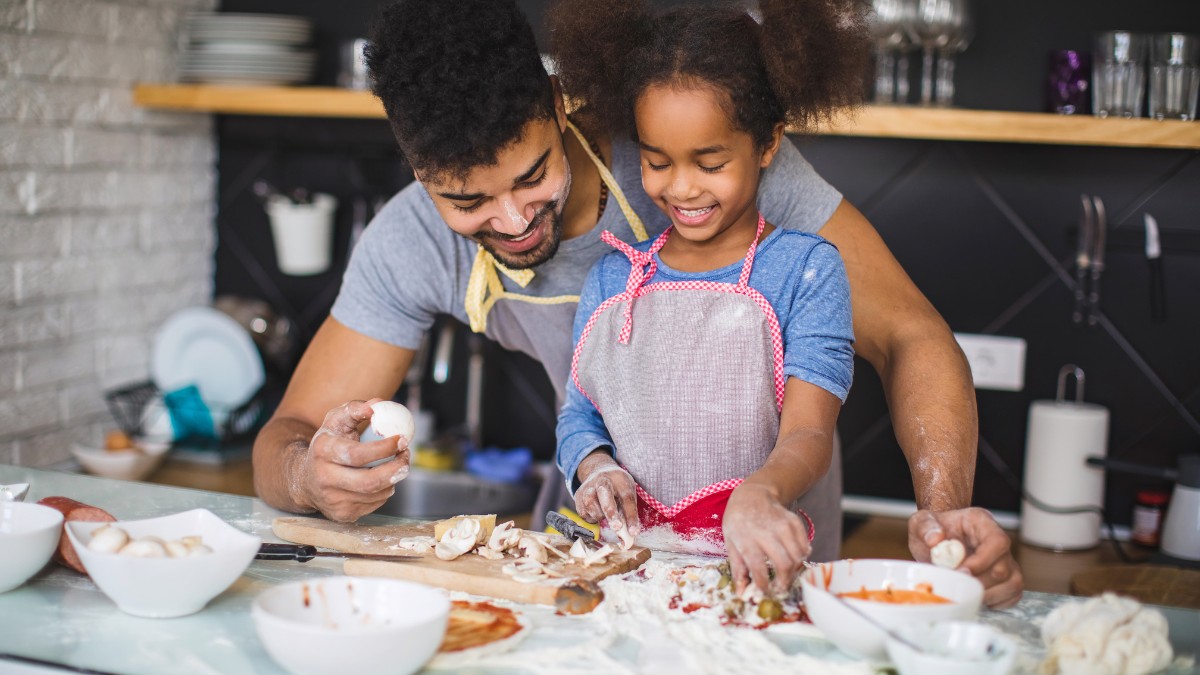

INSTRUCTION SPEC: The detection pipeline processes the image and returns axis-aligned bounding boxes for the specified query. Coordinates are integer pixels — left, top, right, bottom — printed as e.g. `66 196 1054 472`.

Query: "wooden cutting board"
272 517 651 608
1070 565 1200 609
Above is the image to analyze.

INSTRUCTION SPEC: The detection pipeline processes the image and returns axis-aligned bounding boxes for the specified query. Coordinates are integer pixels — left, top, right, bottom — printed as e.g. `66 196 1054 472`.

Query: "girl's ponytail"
548 0 651 134
758 0 871 132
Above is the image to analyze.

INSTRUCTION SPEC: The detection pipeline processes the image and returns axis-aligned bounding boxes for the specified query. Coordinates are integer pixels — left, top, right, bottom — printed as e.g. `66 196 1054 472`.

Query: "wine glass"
869 0 914 103
906 0 971 106
935 4 973 106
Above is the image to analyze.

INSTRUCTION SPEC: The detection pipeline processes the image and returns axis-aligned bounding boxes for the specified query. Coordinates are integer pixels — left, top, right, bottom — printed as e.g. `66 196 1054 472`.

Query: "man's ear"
550 75 568 131
760 122 786 169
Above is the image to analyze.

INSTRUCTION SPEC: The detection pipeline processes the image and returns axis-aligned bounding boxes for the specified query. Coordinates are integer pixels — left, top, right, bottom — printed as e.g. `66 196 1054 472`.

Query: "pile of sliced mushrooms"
431 516 620 585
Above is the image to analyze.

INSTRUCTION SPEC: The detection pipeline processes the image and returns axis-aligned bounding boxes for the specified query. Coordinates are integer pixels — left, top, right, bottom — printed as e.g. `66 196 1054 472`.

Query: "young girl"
551 0 867 591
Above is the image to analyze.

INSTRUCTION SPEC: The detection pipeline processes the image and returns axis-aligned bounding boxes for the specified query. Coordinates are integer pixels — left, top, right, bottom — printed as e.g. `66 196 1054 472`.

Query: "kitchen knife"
1071 194 1093 325
256 542 423 563
546 511 603 551
1086 195 1107 326
1144 213 1166 322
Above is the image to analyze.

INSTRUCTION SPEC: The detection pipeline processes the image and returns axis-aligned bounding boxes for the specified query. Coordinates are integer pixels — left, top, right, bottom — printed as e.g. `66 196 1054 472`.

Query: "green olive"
757 598 783 621
718 574 731 590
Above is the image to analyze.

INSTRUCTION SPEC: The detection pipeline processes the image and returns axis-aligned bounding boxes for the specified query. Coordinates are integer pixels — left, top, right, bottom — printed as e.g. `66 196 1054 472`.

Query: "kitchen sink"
377 467 540 520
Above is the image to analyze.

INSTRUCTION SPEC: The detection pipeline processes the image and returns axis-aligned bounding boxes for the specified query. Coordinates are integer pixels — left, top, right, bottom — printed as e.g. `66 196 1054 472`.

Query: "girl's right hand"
573 451 641 539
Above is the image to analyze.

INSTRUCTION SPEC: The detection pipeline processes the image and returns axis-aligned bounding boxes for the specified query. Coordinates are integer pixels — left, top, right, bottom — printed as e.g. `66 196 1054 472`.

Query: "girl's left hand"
723 483 811 594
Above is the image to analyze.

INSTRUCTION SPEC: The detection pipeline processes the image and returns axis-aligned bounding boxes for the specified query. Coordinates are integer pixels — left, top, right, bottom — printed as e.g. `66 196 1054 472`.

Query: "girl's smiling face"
635 83 782 247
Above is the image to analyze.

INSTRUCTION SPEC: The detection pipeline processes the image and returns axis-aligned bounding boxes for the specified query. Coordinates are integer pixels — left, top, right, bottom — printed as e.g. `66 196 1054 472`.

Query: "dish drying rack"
104 380 268 447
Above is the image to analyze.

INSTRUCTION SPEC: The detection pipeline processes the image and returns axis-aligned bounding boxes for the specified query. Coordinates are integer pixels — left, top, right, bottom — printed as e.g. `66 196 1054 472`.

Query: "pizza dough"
931 538 966 569
1039 593 1173 675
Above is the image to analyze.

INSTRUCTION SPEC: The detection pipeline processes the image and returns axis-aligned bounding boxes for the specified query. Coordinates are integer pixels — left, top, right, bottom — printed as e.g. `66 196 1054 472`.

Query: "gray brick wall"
1 0 217 467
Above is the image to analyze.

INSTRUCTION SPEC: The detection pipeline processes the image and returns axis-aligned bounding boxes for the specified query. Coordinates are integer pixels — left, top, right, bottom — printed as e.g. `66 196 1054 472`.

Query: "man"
251 0 1022 607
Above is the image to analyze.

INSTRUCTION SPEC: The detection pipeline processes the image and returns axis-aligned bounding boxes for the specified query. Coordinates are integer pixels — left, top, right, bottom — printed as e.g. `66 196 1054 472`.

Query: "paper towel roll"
1019 400 1110 550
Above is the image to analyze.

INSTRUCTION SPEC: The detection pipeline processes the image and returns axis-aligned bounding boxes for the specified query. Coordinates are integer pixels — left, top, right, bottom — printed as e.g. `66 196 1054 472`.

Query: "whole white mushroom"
369 401 416 443
88 525 130 554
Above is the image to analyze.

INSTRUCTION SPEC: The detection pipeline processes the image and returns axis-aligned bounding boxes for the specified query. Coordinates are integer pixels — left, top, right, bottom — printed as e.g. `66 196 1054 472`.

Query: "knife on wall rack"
1071 195 1093 325
1086 196 1107 326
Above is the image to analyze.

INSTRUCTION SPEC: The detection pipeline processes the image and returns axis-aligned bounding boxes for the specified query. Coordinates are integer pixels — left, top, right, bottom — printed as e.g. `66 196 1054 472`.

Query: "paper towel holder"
1056 364 1086 403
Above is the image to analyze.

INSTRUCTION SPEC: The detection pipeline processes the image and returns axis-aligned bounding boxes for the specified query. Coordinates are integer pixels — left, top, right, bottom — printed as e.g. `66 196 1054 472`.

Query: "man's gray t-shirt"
332 136 842 405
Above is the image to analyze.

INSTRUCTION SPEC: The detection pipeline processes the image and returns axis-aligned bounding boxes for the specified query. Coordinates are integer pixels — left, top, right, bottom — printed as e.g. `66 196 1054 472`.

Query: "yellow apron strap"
464 121 648 333
565 120 649 243
465 249 535 334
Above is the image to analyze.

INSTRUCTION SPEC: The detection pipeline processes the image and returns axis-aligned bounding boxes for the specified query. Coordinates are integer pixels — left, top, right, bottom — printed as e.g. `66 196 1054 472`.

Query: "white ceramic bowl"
71 439 171 482
64 509 261 617
0 502 64 593
801 559 984 660
887 621 1019 675
253 576 450 675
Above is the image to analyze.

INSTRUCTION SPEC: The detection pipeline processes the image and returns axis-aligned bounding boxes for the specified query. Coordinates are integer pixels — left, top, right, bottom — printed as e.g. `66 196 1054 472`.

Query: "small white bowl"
0 502 64 593
253 576 450 675
887 621 1019 675
0 483 29 502
801 559 984 660
64 509 260 618
71 439 171 482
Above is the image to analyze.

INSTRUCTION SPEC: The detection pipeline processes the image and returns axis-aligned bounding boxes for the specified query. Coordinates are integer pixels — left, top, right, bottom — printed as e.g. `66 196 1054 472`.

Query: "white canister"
266 193 338 276
1019 365 1110 550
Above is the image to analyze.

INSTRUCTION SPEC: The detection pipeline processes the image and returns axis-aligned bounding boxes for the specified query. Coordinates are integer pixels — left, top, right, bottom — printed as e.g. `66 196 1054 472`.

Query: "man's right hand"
293 399 412 523
573 451 640 537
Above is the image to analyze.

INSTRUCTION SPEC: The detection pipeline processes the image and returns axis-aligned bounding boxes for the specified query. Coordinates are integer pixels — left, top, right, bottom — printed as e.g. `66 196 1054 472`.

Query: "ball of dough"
931 538 966 569
369 401 415 443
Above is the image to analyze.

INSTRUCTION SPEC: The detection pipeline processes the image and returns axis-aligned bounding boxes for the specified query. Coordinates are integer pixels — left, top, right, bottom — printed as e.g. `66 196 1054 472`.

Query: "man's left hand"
908 508 1023 609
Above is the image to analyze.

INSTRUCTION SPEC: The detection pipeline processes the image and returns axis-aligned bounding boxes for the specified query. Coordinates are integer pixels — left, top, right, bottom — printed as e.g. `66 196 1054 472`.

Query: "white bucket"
266 193 338 276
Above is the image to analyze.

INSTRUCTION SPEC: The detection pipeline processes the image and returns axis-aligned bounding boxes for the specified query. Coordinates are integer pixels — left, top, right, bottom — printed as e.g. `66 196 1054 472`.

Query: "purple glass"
1048 50 1091 114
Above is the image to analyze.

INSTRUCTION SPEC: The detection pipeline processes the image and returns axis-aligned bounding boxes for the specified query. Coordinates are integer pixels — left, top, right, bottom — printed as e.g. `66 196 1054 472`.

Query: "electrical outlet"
953 333 1026 391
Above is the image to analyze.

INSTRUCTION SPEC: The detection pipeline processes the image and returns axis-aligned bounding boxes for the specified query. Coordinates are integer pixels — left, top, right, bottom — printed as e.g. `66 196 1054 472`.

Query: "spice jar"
1131 490 1170 548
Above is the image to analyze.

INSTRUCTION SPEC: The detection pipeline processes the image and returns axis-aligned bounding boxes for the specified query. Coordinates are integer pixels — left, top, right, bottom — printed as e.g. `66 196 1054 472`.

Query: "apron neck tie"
601 228 671 344
464 248 535 333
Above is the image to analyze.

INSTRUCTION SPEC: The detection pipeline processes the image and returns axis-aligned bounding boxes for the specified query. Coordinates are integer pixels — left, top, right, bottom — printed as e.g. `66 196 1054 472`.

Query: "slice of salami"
37 496 117 574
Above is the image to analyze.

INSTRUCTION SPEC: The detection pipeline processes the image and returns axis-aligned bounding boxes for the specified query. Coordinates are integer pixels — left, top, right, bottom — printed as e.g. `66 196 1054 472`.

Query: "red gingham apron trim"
633 479 816 543
634 477 743 517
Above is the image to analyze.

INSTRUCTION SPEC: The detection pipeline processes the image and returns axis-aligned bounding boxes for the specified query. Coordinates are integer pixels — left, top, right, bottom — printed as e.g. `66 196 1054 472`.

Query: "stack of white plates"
180 13 315 86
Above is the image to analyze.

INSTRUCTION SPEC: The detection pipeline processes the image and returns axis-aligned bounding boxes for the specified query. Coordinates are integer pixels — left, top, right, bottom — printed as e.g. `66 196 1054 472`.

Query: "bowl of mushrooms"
64 508 261 617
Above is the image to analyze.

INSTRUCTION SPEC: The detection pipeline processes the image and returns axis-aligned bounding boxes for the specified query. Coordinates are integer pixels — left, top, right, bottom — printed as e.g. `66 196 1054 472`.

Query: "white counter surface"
2 464 1197 675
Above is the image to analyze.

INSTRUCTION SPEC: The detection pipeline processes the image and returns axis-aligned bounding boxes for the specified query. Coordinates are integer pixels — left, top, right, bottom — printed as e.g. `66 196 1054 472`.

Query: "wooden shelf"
133 83 1200 150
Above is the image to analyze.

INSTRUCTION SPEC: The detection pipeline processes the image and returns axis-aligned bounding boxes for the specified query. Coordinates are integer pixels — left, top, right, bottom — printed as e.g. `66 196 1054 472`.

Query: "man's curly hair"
548 0 869 150
366 0 555 181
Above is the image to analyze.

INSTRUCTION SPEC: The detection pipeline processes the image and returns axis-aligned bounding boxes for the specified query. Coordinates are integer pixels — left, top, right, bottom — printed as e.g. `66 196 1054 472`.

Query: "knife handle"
256 542 317 562
1071 268 1088 324
1086 267 1103 326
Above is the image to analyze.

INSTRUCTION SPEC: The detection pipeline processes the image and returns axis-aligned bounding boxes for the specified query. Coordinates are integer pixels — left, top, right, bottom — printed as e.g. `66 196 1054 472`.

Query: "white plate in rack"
151 306 265 410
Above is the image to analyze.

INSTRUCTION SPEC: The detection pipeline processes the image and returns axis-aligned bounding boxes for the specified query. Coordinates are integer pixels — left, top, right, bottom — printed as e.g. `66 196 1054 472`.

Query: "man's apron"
570 215 817 553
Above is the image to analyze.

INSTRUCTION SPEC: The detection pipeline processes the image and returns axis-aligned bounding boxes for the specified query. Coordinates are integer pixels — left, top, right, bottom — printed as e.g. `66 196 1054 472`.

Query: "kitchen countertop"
3 464 1198 675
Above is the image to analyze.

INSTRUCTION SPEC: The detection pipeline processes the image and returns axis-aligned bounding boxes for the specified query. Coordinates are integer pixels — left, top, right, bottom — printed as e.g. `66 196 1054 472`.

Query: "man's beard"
475 202 564 270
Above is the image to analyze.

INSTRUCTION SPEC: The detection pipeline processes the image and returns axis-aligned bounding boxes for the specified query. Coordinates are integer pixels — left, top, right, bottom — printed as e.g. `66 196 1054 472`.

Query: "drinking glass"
1093 31 1148 118
1047 50 1091 114
1149 33 1199 120
906 0 971 106
934 6 973 107
869 0 914 103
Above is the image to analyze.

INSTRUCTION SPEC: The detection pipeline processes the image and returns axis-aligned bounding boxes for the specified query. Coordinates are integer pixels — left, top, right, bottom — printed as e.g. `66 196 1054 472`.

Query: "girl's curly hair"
366 0 556 180
548 0 870 149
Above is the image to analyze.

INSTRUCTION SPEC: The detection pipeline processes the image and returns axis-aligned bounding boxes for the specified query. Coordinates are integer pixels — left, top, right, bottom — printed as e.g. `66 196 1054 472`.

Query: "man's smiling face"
419 117 572 270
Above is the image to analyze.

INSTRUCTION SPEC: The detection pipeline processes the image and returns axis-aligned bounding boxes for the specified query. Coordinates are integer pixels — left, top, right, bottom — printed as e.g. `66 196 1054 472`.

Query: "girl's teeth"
678 206 714 217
